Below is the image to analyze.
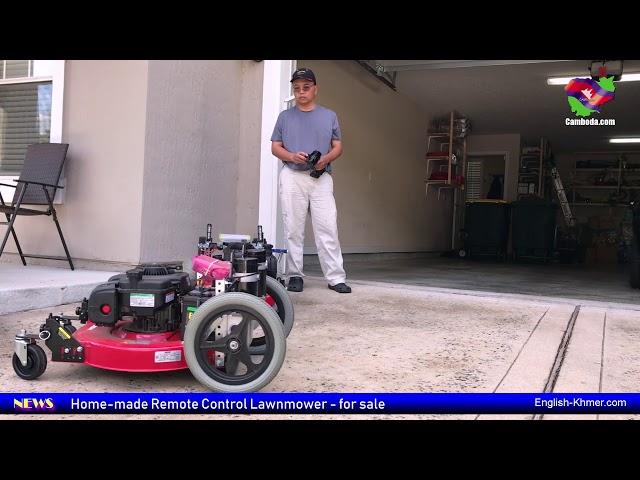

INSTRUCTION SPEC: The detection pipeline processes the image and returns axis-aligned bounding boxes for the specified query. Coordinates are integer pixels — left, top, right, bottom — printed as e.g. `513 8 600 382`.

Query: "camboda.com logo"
565 76 615 118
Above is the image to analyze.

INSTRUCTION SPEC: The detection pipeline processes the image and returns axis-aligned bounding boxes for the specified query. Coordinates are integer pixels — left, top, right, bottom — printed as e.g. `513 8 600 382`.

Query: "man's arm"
271 141 308 165
316 139 343 170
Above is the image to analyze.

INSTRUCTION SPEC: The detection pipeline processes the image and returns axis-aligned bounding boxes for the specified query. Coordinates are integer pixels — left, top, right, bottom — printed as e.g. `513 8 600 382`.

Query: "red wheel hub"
265 293 275 307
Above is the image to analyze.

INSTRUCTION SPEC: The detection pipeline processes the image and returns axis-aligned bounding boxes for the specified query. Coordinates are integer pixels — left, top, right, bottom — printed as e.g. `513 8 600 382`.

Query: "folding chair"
0 143 74 270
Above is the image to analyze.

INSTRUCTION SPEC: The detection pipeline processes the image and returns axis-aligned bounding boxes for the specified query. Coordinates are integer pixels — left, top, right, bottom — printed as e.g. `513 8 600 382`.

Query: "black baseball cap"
290 68 316 84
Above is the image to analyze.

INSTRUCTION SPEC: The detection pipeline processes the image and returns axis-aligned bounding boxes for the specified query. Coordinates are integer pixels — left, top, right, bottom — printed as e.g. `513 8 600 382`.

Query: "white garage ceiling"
377 60 640 153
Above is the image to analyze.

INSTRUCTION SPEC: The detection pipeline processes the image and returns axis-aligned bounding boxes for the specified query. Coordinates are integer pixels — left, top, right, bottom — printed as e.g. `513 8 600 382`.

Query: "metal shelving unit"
518 137 549 199
424 111 467 199
566 151 640 264
569 151 640 207
424 111 470 251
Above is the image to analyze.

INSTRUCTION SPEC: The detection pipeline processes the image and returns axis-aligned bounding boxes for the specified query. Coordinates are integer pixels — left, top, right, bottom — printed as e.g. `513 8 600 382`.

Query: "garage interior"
300 60 640 304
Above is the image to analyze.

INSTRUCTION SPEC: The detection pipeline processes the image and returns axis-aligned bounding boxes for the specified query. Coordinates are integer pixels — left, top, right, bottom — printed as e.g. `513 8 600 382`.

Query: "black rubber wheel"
249 276 294 354
266 276 294 337
12 344 47 380
630 236 640 288
184 293 286 392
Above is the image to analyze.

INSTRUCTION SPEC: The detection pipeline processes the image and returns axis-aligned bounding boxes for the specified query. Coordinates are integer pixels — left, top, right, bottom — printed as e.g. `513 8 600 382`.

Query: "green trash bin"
462 200 510 259
511 200 558 262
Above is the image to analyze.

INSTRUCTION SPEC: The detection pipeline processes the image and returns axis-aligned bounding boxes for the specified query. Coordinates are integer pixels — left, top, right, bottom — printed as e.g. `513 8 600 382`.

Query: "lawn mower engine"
89 264 192 333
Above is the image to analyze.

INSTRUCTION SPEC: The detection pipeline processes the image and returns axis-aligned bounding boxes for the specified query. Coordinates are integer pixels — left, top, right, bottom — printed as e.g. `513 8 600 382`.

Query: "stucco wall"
139 60 263 267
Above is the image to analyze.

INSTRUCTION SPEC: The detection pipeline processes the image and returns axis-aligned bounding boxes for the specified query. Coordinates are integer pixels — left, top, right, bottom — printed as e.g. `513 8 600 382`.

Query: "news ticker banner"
3 393 640 414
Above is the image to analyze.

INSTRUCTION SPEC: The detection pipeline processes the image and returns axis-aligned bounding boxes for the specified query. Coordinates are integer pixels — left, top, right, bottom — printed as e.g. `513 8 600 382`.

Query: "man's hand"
315 155 330 170
290 152 308 165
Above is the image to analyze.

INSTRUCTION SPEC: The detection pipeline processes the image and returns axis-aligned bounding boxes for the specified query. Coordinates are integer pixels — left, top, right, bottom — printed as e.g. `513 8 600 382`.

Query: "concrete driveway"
2 276 639 419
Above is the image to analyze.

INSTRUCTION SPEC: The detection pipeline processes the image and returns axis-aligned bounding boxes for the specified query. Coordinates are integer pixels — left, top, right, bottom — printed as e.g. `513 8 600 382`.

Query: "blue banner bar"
2 393 639 414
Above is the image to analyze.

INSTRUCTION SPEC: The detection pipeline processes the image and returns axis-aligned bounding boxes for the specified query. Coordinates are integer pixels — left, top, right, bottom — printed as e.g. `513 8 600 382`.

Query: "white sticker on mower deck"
130 293 155 307
155 350 181 363
165 291 175 303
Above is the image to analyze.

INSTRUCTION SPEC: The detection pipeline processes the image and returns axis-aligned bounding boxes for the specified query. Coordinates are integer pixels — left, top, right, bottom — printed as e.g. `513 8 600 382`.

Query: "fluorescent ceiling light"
610 138 640 144
616 73 640 82
546 77 576 85
547 73 640 85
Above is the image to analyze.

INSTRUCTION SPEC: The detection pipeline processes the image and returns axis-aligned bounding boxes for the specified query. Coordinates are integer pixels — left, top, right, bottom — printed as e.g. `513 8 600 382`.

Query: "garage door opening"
282 60 640 305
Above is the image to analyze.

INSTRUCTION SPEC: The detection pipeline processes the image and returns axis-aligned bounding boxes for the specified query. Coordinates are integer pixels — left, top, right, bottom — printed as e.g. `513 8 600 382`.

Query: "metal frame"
355 61 398 90
0 178 74 270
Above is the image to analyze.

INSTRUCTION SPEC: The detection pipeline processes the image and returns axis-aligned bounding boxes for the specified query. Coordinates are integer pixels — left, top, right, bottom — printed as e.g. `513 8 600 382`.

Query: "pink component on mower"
192 255 232 283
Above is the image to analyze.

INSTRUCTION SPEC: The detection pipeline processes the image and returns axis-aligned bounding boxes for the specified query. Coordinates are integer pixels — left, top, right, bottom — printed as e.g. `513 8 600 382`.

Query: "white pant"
279 167 346 285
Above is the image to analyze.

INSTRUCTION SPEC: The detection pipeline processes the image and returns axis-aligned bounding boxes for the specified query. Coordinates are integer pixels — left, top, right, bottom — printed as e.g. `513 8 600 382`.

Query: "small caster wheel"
12 344 47 380
458 249 467 258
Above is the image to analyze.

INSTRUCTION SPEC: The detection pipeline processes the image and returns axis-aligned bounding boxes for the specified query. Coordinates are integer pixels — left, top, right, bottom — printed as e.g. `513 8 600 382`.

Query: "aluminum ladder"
549 164 576 227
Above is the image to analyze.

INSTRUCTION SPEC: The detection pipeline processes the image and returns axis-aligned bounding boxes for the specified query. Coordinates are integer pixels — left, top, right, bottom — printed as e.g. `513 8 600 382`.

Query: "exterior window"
0 60 62 175
0 80 52 174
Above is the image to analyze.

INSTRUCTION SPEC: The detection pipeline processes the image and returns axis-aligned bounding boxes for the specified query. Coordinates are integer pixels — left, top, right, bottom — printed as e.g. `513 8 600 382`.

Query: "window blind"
0 80 52 174
3 60 31 79
466 161 483 201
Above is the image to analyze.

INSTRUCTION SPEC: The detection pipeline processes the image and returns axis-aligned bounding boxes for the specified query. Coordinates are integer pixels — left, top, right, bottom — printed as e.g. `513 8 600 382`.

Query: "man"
270 67 351 294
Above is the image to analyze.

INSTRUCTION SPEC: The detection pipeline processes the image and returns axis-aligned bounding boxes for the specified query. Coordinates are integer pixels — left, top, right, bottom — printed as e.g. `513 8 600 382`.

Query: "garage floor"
306 256 639 306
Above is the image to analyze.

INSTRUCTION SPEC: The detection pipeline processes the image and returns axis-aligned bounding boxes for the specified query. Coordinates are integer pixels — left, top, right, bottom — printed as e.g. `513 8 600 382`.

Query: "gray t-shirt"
271 105 342 173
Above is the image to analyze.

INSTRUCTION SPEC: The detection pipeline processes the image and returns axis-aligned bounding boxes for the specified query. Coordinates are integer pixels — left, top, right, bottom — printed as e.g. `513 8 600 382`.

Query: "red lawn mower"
13 225 293 392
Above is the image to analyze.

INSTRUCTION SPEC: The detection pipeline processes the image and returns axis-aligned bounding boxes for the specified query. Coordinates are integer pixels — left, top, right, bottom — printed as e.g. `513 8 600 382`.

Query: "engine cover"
88 265 192 327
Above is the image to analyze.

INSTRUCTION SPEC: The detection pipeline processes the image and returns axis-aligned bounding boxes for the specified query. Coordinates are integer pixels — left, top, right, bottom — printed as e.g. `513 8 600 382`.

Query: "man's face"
292 79 317 106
